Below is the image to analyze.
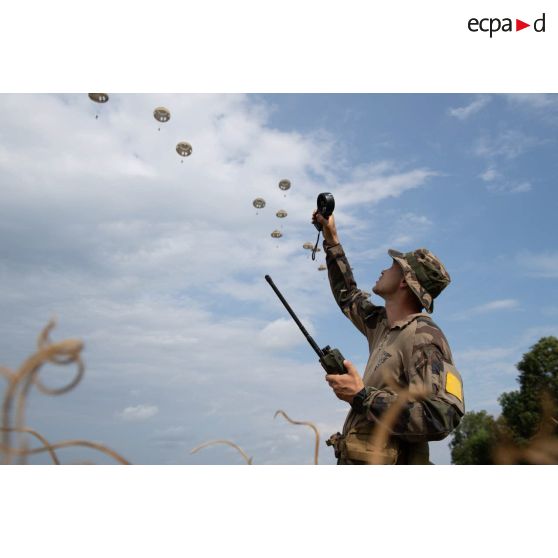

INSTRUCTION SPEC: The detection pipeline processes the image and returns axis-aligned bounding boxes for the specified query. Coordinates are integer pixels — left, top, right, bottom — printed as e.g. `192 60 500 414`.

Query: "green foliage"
449 410 497 464
499 336 558 442
450 336 558 464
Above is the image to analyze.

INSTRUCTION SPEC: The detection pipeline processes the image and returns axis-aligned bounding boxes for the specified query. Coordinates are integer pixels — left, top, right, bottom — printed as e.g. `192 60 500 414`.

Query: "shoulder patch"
444 363 463 403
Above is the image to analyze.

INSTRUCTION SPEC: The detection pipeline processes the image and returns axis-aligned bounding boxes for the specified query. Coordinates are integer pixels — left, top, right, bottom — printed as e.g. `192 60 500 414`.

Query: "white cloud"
336 165 439 207
516 251 558 278
454 299 520 320
509 181 532 193
519 326 558 345
486 180 532 194
398 213 433 227
479 164 531 193
258 318 314 349
479 167 500 182
449 95 491 120
455 346 517 364
474 130 542 160
506 94 558 111
118 404 159 421
474 299 519 312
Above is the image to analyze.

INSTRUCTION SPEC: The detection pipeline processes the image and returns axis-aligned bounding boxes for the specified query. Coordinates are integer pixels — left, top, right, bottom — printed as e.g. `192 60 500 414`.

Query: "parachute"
278 179 291 198
88 93 109 119
153 107 171 131
88 93 109 103
176 142 193 163
271 230 283 239
275 209 287 218
253 197 265 215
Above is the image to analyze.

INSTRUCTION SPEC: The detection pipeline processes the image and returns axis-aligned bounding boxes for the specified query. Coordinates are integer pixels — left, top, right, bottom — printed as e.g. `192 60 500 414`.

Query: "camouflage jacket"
325 243 465 464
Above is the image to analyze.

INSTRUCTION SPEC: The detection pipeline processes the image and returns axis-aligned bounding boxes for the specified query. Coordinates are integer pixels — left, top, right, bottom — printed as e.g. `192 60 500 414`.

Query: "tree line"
450 336 558 464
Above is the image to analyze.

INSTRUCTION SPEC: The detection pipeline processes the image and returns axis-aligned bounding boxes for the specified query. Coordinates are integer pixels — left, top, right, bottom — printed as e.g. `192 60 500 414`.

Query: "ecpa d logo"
468 13 546 37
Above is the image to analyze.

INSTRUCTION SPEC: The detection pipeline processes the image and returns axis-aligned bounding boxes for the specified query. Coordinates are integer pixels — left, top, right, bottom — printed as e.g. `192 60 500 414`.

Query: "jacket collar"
389 312 429 331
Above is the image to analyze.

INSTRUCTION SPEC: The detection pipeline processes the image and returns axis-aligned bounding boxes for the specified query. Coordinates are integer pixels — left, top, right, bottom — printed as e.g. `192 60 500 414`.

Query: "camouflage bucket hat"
387 248 451 313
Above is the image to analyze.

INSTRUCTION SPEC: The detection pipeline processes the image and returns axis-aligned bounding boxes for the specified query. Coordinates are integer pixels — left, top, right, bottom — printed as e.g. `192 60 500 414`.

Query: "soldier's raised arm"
313 210 385 338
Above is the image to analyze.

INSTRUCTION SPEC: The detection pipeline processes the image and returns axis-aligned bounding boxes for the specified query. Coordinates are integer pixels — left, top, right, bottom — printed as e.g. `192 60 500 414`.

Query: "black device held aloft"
313 192 335 231
311 192 335 260
265 274 346 375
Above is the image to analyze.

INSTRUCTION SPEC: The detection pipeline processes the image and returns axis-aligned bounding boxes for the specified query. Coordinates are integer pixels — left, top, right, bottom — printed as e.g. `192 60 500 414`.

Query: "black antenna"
265 275 324 358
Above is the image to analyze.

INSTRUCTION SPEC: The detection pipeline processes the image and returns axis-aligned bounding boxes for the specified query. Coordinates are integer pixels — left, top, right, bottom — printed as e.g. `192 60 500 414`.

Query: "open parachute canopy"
271 230 283 239
153 107 171 123
88 93 109 103
275 209 287 218
176 142 193 157
253 198 266 209
278 179 291 191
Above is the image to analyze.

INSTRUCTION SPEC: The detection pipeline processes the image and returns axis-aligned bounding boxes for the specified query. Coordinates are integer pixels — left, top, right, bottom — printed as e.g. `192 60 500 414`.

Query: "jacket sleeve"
354 344 465 442
325 242 385 337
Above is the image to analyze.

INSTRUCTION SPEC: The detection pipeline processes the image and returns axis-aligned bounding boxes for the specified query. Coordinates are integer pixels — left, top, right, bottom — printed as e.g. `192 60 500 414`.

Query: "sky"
0 93 557 465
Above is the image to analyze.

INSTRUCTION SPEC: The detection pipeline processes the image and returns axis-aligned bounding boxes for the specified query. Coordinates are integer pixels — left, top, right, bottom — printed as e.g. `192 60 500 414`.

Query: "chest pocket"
364 345 404 388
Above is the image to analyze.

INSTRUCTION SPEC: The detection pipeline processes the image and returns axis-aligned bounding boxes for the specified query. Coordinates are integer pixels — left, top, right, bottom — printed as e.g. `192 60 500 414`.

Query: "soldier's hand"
325 360 364 403
312 209 340 247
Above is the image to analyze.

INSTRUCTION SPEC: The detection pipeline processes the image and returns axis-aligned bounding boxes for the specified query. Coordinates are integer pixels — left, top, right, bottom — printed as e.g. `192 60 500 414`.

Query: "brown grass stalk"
1 426 60 464
1 320 130 465
190 439 253 464
369 382 427 465
274 409 320 464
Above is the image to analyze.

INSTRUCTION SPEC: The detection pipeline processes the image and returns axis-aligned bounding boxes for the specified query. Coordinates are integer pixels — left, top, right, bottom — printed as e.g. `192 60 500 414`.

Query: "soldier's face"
372 260 403 297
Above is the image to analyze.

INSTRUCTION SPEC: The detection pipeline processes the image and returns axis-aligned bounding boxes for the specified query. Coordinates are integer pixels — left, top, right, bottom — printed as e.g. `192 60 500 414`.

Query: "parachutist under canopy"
88 93 109 119
176 141 193 162
154 106 171 131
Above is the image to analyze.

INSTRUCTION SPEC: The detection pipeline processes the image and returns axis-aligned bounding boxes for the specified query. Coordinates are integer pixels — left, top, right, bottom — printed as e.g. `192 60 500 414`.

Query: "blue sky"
0 93 556 465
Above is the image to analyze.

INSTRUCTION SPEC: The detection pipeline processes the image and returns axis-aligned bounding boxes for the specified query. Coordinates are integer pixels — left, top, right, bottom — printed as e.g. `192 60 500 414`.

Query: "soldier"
312 209 465 464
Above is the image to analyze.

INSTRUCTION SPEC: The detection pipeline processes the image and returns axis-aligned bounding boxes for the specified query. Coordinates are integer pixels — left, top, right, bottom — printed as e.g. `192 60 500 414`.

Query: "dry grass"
493 392 558 465
1 320 130 465
274 409 320 464
190 439 253 464
369 384 428 465
4 322 556 465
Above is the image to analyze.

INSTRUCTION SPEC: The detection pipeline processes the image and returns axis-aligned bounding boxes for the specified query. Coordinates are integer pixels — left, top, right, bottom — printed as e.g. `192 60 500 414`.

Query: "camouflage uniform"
324 244 465 465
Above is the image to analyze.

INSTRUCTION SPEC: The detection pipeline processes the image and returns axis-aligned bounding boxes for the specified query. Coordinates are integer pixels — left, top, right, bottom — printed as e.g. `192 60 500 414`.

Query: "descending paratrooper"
153 106 171 131
176 141 193 163
88 93 109 119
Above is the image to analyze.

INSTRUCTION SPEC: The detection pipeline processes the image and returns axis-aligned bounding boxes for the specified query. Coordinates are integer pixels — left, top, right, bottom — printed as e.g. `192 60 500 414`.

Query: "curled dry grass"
5 322 555 465
1 319 130 465
191 439 253 464
274 409 320 464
